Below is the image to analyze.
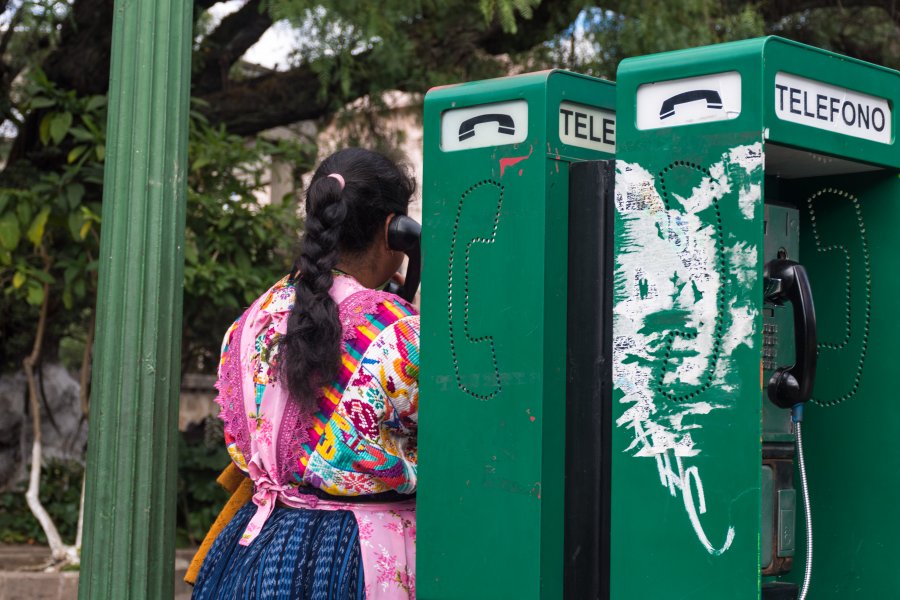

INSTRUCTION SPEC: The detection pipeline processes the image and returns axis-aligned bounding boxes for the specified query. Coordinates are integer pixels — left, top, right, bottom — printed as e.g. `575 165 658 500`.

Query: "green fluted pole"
78 0 193 596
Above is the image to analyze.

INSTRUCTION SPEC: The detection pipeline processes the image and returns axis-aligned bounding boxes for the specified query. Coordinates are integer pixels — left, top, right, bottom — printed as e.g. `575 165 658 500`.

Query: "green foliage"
0 439 233 550
0 69 105 371
264 0 547 108
579 1 765 79
771 6 900 71
1 80 312 375
0 459 83 545
479 0 541 33
181 110 310 373
57 315 92 372
175 420 231 547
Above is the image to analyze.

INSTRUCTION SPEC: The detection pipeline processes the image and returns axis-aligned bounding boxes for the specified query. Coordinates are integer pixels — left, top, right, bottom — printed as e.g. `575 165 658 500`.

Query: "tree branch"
80 309 95 418
200 0 584 136
199 62 327 136
41 0 114 95
193 0 273 95
23 247 78 566
754 0 897 23
195 0 222 10
0 2 26 58
480 0 583 55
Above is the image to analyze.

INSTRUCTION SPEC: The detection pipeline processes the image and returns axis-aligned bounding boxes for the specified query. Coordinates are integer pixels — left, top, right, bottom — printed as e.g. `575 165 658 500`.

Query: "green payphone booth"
612 37 900 599
418 70 615 599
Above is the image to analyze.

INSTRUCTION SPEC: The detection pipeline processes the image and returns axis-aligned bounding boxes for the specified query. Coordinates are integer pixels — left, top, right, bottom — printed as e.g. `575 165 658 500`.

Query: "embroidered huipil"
214 274 419 598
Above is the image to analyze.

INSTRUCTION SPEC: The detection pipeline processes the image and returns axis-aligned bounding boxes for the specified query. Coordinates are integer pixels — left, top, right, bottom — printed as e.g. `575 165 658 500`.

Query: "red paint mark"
529 416 536 422
500 145 533 176
427 82 462 92
555 162 559 173
518 168 523 176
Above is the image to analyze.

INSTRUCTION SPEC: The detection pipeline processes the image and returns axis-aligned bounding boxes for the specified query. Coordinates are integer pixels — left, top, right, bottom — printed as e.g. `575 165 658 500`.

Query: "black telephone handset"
385 215 421 303
765 259 818 409
458 113 516 141
659 89 724 120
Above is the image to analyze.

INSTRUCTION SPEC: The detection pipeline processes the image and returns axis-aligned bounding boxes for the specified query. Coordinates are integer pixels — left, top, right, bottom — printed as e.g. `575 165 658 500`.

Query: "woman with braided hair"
192 148 420 599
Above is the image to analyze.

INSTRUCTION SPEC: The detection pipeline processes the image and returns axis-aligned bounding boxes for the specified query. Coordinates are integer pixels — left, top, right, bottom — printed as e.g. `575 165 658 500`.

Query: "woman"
193 148 419 599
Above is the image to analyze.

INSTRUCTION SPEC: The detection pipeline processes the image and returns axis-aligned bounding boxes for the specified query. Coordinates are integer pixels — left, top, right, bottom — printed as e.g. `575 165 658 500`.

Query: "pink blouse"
214 274 419 598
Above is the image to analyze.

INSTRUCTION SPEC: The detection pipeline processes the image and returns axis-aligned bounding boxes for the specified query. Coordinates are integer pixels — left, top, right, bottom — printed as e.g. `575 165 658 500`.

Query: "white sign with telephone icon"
637 71 742 130
440 100 528 151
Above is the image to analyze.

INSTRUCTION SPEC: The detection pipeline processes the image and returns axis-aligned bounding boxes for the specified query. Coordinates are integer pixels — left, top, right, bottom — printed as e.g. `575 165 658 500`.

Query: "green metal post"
78 0 193 597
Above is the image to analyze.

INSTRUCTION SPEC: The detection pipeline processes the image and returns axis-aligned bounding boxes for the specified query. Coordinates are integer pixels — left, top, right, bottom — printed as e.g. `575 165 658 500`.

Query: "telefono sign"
773 72 892 144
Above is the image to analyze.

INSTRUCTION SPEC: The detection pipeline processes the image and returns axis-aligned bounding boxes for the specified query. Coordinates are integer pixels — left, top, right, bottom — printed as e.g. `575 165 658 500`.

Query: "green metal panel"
78 0 193 597
613 41 766 599
761 466 774 569
614 36 900 599
418 70 615 599
776 171 900 597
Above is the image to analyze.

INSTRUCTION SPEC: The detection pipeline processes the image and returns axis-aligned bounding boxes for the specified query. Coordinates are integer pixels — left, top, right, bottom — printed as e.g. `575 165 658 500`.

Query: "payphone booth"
611 37 900 599
417 71 616 599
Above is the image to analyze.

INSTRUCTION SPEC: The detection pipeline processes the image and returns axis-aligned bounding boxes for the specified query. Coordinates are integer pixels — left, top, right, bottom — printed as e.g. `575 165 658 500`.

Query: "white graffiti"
613 143 762 554
636 420 736 555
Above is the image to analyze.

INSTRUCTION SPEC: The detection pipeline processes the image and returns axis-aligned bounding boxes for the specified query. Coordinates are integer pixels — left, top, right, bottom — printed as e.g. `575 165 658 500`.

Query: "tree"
523 2 900 80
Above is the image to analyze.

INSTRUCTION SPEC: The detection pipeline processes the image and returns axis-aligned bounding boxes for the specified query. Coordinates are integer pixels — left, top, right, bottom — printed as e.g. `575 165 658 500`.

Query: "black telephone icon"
458 113 515 141
659 90 723 120
385 215 421 303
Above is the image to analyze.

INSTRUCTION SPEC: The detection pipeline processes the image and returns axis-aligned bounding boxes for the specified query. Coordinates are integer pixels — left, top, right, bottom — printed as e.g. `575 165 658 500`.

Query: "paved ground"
0 544 197 599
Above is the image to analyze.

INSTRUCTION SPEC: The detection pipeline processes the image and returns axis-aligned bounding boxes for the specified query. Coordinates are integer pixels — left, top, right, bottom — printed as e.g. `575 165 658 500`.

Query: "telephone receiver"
659 89 723 120
385 214 421 302
458 113 515 141
764 259 818 409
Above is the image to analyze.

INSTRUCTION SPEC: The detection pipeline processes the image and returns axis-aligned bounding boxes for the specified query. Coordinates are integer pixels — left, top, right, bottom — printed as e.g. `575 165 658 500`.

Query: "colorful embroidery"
302 315 419 496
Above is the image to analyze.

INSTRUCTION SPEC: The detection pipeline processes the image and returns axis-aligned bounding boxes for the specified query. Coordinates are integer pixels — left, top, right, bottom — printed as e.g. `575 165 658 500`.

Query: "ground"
0 544 197 599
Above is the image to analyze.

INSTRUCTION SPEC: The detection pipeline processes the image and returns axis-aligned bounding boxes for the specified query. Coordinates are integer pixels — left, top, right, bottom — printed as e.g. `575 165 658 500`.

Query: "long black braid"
279 148 415 409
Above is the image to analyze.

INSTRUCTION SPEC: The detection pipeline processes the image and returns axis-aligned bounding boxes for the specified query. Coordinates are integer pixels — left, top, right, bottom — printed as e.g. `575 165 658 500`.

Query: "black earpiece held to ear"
385 215 421 302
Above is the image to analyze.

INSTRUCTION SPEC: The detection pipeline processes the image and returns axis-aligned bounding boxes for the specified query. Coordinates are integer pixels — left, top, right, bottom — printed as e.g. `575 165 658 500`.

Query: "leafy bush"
176 417 231 548
1 76 313 376
0 459 83 545
181 115 310 373
0 430 235 549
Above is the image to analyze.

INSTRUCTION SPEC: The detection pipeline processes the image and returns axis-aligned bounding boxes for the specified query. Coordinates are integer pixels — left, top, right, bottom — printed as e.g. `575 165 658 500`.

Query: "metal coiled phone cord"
795 417 813 600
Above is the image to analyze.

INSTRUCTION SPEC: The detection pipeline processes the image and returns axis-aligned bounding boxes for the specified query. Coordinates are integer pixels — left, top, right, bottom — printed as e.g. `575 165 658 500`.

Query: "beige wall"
259 92 424 223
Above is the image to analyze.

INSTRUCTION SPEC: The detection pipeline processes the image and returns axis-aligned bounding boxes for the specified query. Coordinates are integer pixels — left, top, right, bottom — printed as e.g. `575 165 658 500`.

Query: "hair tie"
327 173 345 190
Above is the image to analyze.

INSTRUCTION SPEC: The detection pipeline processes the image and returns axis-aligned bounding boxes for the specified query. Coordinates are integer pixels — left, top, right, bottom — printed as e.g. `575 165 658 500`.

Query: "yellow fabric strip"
184 464 253 585
324 387 341 405
384 301 407 319
358 323 377 340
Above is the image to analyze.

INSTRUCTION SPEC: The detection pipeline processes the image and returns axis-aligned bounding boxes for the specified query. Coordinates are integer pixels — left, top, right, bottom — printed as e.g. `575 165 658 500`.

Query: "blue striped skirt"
192 502 365 600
